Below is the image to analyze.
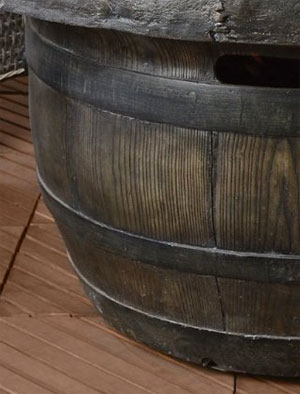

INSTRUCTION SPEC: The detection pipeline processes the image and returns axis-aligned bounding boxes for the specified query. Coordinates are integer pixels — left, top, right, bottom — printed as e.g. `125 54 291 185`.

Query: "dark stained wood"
30 74 215 246
64 239 224 330
0 80 298 390
27 22 300 137
40 180 300 285
22 15 300 377
37 189 300 377
218 278 300 336
214 133 300 253
28 18 216 83
82 284 300 377
5 0 300 46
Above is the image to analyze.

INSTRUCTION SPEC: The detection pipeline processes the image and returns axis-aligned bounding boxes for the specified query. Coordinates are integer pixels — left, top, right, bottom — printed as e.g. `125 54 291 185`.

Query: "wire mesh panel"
0 11 25 80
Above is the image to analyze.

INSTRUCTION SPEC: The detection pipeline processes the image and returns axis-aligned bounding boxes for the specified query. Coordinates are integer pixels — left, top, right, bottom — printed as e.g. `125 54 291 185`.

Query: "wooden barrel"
25 17 300 377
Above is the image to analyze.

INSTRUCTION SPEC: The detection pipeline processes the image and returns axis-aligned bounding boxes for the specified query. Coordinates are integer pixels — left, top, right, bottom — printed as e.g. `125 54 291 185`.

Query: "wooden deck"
0 76 299 394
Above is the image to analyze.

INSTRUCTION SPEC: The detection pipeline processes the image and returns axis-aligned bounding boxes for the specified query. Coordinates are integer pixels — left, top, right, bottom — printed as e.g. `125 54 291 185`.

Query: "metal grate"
0 11 25 80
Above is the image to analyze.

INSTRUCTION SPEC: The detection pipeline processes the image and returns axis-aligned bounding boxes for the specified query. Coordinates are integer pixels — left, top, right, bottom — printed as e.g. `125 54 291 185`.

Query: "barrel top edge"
3 0 300 45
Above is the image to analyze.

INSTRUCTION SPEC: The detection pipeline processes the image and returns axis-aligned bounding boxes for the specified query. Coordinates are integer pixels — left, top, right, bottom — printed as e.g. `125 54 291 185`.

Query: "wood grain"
31 198 54 224
0 222 95 316
218 278 300 336
41 170 300 285
62 240 224 329
214 133 300 253
0 316 235 394
29 19 215 83
30 73 214 246
24 17 300 377
83 284 300 377
0 78 298 387
0 227 23 287
27 23 300 137
236 376 300 394
0 79 28 94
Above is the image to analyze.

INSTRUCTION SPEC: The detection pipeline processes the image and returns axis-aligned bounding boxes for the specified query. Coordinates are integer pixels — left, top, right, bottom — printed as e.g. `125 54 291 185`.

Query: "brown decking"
0 76 299 394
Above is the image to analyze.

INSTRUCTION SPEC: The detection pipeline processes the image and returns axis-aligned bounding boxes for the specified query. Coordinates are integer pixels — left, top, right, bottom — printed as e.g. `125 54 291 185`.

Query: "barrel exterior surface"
27 18 300 377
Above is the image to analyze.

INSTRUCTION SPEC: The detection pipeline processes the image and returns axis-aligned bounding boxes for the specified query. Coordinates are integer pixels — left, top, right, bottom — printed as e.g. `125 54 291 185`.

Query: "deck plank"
0 156 37 183
0 108 31 130
0 97 29 117
0 130 34 155
236 376 300 394
0 316 234 394
0 263 95 316
0 341 101 394
0 119 32 142
0 144 36 169
1 79 29 94
0 363 56 394
0 220 95 316
32 198 55 224
0 93 29 107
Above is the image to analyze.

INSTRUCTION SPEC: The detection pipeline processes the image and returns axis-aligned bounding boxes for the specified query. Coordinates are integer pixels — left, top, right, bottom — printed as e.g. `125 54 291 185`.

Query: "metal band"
38 172 300 285
71 251 299 341
83 282 300 377
26 22 300 137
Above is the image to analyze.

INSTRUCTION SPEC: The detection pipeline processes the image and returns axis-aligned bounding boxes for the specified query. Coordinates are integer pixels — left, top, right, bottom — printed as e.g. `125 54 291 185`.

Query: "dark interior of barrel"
215 53 300 88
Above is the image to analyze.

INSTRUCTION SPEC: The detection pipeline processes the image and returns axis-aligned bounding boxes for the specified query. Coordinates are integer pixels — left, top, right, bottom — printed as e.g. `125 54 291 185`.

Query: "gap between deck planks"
0 76 299 394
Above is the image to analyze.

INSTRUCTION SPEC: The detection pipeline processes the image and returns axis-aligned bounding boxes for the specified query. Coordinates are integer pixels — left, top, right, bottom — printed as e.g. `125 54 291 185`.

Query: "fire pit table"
4 0 300 377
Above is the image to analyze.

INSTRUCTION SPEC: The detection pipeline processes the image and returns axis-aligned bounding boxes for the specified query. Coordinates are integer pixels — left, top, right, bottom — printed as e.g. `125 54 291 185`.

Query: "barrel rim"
27 22 300 137
4 0 300 46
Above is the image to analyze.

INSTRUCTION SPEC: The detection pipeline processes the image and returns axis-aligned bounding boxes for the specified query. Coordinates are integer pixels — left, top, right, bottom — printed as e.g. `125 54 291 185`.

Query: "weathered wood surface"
4 0 300 45
0 82 299 389
214 134 300 253
26 20 300 137
26 18 300 377
30 74 215 247
30 74 300 285
82 284 300 377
